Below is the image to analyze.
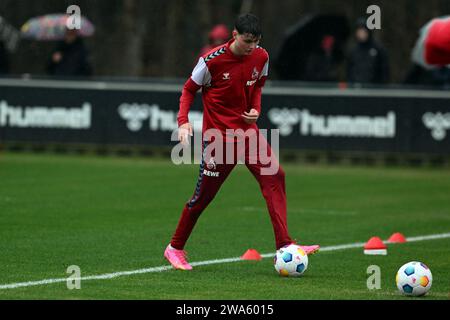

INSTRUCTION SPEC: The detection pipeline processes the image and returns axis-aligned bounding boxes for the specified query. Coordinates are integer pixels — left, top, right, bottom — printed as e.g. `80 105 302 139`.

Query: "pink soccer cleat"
299 245 320 255
164 244 193 270
280 243 320 255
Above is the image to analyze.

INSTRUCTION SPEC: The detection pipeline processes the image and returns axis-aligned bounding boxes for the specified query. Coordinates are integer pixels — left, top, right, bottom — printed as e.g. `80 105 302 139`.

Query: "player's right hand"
178 123 193 146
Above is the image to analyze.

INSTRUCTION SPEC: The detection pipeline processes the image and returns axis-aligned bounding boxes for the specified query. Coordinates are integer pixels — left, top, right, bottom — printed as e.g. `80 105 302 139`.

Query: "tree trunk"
116 0 144 77
162 0 184 77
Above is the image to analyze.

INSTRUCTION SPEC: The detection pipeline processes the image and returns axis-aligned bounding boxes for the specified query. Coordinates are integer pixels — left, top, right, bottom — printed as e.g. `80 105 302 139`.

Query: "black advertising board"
262 92 450 154
0 79 449 154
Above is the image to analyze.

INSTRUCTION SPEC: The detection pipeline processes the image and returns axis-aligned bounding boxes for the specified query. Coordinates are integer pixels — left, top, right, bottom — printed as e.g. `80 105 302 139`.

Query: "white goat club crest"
207 158 217 170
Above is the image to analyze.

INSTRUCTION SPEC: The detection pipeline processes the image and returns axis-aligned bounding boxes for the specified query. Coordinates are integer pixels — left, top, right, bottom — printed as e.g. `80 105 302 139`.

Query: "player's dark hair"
234 13 262 38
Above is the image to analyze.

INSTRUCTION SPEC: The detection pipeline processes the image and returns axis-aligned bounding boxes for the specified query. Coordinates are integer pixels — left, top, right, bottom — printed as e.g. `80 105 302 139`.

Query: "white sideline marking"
1 232 450 290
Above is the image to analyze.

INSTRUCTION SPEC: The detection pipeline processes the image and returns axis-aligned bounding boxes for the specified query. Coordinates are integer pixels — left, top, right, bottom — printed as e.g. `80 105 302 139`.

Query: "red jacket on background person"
199 24 230 57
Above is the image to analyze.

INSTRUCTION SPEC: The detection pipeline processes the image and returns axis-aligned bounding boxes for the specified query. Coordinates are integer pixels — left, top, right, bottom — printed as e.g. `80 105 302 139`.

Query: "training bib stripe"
188 142 209 209
204 46 226 62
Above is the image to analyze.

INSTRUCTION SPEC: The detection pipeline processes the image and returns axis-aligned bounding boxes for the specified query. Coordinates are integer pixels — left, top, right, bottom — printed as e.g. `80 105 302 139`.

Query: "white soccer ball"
396 261 432 296
274 244 308 277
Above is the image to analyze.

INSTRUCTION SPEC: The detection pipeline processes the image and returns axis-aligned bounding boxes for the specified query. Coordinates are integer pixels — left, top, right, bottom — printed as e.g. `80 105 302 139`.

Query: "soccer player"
164 13 319 270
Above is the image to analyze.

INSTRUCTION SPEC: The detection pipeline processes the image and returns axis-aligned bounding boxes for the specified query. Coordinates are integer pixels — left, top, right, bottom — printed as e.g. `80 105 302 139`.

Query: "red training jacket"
178 39 269 140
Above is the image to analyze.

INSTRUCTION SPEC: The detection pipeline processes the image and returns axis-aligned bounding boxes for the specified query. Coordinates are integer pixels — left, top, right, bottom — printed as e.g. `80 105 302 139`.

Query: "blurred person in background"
404 63 450 89
346 17 389 85
430 66 450 88
304 35 340 82
46 29 93 77
0 40 10 75
199 23 230 57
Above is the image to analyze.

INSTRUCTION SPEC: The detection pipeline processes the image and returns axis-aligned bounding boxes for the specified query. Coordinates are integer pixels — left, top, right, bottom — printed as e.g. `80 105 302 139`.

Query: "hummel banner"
0 79 449 154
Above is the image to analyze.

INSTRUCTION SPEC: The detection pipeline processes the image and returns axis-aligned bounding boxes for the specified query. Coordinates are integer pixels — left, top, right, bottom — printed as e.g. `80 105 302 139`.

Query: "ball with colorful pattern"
274 244 308 277
396 261 432 296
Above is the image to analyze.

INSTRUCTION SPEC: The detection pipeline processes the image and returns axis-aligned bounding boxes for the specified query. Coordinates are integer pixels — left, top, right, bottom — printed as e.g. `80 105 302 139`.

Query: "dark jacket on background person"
303 35 340 82
404 64 450 88
304 49 339 82
347 25 389 84
47 37 93 77
0 41 10 74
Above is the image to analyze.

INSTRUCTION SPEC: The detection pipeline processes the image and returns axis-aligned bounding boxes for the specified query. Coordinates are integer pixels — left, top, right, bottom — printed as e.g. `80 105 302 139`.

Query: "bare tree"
161 0 183 77
113 0 145 76
2 0 449 82
240 0 253 14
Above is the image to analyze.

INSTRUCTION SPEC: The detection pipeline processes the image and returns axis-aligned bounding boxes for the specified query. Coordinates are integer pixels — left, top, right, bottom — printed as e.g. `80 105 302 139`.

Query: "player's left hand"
241 108 259 124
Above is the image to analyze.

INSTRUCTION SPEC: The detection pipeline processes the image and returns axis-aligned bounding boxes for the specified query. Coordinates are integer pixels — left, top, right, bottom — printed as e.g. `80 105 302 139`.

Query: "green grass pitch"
0 153 449 300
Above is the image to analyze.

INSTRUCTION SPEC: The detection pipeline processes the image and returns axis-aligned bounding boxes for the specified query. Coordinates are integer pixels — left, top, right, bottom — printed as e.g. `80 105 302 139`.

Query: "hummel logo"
422 112 450 141
223 73 230 80
118 103 150 131
267 108 301 136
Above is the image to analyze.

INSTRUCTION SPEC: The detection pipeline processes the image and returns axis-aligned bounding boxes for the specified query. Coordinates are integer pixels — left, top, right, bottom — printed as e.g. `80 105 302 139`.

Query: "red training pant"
170 132 293 250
